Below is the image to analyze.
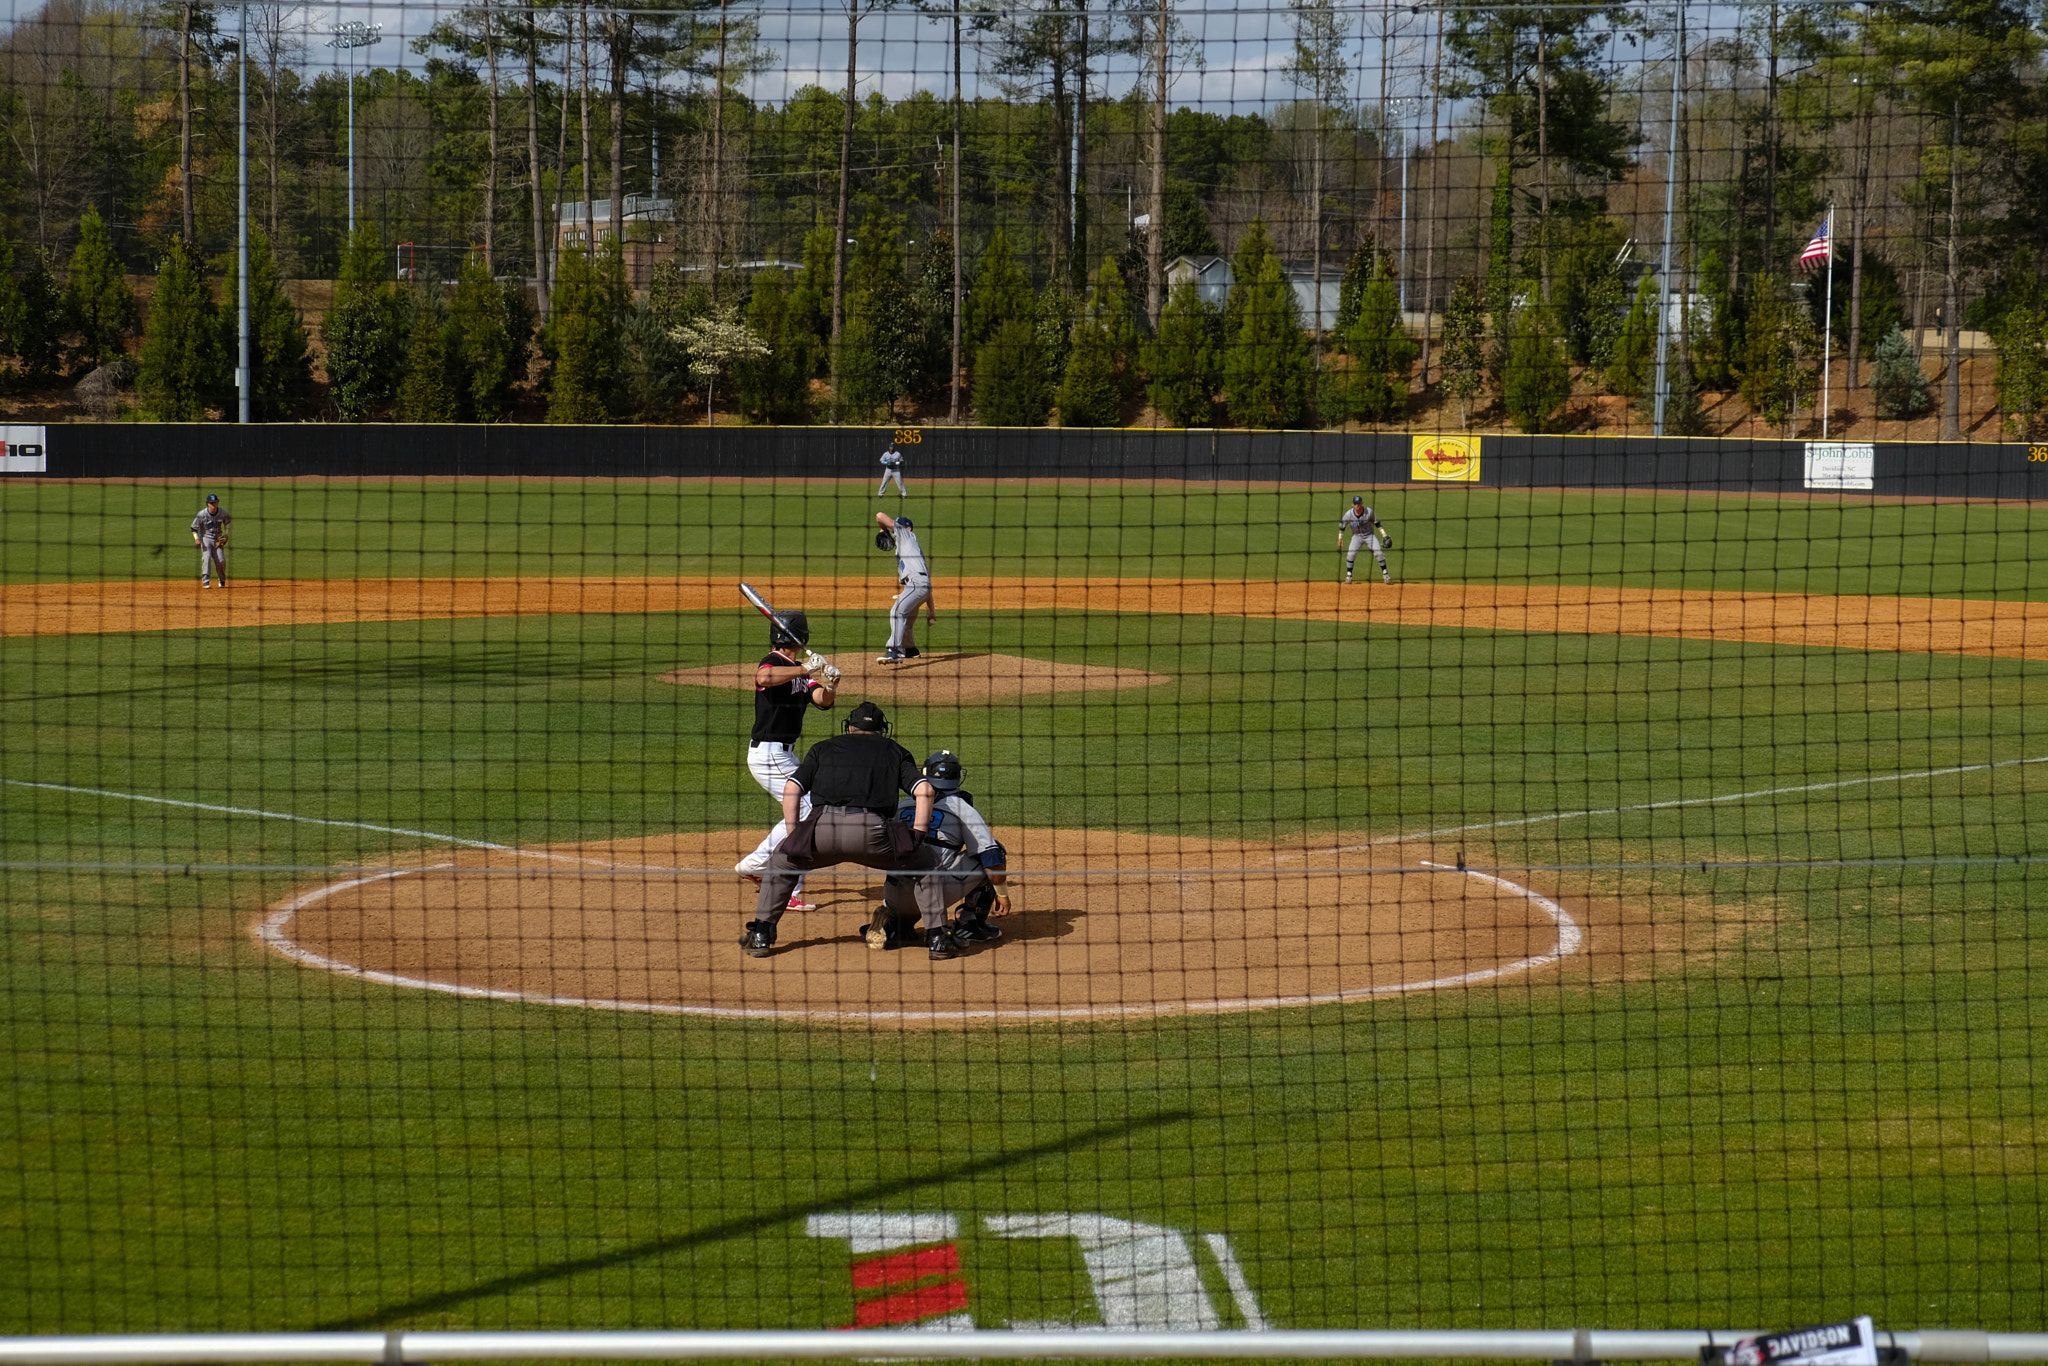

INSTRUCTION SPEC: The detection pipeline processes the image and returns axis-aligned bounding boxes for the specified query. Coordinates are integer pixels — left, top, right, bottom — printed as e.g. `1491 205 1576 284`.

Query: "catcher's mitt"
875 529 896 552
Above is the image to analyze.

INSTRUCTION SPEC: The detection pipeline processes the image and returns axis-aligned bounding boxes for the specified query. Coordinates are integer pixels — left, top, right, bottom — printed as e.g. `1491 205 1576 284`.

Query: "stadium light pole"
328 20 384 238
1650 0 1684 436
1388 96 1421 313
237 0 249 424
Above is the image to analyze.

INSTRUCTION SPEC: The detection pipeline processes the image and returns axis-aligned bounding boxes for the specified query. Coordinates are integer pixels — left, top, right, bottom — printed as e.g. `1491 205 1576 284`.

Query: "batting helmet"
846 700 890 733
770 609 810 649
923 750 963 792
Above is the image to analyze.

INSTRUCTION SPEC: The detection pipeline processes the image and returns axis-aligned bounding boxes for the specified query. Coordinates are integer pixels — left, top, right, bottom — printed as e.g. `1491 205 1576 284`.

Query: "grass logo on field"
806 1210 1268 1332
1412 434 1480 482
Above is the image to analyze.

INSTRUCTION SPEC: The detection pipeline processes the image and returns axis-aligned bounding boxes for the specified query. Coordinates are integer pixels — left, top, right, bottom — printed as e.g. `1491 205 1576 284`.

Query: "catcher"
866 749 1010 952
192 494 230 588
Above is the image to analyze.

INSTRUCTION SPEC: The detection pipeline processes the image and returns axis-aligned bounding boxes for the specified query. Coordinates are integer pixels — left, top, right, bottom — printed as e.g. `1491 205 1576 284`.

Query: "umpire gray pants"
753 809 946 929
887 577 931 652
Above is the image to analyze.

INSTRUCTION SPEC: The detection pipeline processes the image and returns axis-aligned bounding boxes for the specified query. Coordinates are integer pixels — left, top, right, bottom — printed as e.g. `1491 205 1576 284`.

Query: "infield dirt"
7 575 2046 661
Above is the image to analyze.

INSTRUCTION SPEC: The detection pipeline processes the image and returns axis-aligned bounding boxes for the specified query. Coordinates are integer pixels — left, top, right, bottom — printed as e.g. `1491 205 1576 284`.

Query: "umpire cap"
846 701 889 733
770 609 810 649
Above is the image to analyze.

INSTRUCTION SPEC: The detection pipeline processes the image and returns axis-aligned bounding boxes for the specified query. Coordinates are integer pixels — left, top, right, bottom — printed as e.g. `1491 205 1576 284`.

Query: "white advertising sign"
1805 441 1874 490
0 424 47 473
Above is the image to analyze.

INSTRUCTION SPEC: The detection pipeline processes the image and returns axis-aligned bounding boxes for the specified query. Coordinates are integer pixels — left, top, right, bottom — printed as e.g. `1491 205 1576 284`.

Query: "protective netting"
2 0 2047 1343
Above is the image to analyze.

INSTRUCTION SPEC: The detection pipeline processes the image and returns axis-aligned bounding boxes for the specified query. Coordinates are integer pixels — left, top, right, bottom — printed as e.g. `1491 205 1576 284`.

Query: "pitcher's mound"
660 652 1166 705
261 829 1584 1026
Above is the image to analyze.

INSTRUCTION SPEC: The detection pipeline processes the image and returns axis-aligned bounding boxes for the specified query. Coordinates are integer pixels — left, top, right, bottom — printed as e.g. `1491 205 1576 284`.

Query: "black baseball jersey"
789 731 924 813
751 650 822 744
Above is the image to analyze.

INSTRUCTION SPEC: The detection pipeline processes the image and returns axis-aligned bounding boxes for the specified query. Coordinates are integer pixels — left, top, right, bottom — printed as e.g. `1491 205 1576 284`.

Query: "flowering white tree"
671 307 769 425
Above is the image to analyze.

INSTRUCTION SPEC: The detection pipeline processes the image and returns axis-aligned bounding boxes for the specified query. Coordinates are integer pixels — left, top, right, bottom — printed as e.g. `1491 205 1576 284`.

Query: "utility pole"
237 0 250 424
1652 0 1683 435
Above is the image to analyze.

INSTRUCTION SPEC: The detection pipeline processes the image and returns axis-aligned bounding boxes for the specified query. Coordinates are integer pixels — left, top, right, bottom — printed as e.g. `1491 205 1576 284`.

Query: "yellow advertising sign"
1411 434 1481 482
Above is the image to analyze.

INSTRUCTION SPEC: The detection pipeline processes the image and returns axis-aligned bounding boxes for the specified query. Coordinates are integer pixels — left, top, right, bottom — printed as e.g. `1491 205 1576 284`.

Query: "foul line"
255 861 1583 1025
0 777 614 866
1314 753 2048 855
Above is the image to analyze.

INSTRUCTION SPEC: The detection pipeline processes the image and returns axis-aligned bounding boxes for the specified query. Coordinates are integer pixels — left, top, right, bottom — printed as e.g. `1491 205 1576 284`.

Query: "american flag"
1798 215 1833 272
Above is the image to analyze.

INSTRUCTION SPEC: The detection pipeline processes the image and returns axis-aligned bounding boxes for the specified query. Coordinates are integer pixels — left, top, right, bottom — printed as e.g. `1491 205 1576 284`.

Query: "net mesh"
2 0 2046 1342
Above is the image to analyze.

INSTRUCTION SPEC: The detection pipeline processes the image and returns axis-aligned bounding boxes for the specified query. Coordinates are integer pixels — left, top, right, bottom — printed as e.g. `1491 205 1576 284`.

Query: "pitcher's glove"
875 529 896 552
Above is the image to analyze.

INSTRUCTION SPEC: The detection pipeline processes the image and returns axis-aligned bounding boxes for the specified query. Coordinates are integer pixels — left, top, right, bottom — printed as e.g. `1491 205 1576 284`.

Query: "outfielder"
874 511 935 664
868 749 1010 952
191 493 230 588
735 609 841 912
877 444 907 498
1339 496 1393 584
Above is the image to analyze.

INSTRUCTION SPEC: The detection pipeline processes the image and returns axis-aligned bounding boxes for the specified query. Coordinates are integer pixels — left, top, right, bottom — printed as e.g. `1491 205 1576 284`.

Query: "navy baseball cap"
894 515 913 528
846 701 889 732
206 494 219 504
1352 496 1363 505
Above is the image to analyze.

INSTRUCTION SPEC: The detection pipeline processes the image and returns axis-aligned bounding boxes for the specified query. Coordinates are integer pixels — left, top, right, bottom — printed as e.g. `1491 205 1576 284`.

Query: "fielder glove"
876 529 896 551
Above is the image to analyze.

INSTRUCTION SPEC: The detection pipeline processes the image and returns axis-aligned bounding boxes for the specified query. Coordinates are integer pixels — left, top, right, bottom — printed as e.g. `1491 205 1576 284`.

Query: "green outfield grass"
2 478 2045 1344
4 479 2047 598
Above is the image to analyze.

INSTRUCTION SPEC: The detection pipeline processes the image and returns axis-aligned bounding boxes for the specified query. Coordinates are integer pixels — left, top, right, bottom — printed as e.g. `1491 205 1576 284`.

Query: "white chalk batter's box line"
806 1210 1268 1334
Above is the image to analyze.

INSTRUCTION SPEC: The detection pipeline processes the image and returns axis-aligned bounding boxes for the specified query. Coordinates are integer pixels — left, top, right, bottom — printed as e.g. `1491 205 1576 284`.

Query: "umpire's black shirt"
790 731 925 813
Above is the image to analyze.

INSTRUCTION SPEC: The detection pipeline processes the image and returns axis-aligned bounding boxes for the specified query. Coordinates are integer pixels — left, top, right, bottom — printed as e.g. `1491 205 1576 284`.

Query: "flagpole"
1821 204 1834 439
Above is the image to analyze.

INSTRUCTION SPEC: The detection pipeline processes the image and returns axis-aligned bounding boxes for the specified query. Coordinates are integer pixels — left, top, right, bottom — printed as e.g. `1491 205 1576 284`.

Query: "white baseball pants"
737 741 811 886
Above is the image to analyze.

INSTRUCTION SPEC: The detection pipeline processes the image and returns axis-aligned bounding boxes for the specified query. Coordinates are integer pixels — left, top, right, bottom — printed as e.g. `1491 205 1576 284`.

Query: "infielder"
874 511 935 663
877 444 908 498
868 749 1010 951
1339 496 1393 584
191 494 230 587
735 609 841 912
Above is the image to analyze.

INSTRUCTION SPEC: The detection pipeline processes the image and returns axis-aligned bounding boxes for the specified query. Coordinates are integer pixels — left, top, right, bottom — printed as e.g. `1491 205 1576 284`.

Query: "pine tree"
840 217 928 420
1485 159 1515 373
136 238 227 420
66 207 136 368
1333 239 1382 338
1439 276 1487 428
450 250 521 421
1738 277 1819 430
1870 324 1933 420
735 267 816 423
1605 272 1660 409
973 317 1049 426
394 291 460 422
1144 279 1221 427
324 225 400 420
1992 305 2048 437
1223 251 1310 429
1502 306 1571 433
541 246 621 423
784 225 835 367
1344 264 1418 424
11 249 65 381
223 227 312 420
1665 355 1709 435
965 228 1034 356
1057 260 1138 427
1162 180 1218 259
1224 221 1279 343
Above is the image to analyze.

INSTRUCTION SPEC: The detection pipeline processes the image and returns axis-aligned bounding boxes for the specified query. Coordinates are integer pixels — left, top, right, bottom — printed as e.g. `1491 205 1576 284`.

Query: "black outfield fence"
26 425 2048 499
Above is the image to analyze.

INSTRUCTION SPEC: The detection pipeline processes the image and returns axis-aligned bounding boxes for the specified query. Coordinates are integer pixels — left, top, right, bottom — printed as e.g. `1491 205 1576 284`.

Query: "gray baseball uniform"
1340 504 1389 583
877 447 907 497
191 506 230 586
885 525 932 655
879 791 1000 924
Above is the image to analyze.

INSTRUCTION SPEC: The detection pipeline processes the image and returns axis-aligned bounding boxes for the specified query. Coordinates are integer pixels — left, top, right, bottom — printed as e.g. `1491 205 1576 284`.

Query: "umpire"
742 701 955 961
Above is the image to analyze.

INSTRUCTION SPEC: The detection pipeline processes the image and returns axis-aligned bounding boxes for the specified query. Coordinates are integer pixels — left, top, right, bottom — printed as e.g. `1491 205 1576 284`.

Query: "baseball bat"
738 581 806 646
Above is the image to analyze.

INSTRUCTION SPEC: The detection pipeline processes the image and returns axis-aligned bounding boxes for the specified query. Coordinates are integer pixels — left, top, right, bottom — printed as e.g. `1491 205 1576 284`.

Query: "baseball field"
2 475 2045 1343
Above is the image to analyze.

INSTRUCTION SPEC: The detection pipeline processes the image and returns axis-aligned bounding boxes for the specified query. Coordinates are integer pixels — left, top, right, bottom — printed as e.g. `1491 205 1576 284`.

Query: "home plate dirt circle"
260 830 1584 1025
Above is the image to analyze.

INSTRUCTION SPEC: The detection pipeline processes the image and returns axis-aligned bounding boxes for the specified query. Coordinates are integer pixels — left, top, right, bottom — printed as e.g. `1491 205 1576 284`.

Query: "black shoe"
952 916 1003 946
902 647 920 659
739 920 776 958
926 926 957 961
